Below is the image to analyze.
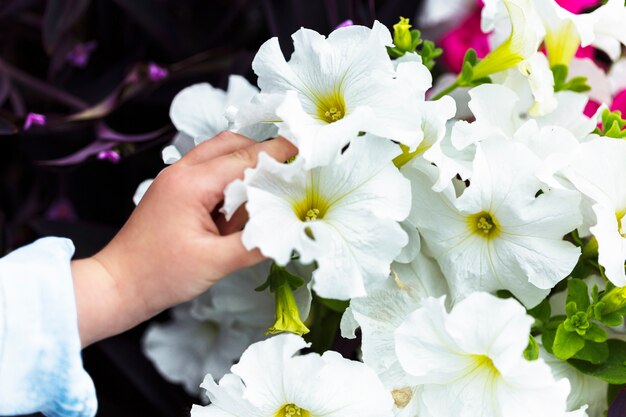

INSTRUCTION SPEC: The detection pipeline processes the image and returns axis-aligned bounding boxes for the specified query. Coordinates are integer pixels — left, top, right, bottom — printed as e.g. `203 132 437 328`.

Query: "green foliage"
569 340 626 384
594 108 626 139
552 64 591 93
387 17 442 70
538 275 626 383
528 298 551 331
524 336 540 360
458 49 491 87
304 294 345 354
316 297 349 313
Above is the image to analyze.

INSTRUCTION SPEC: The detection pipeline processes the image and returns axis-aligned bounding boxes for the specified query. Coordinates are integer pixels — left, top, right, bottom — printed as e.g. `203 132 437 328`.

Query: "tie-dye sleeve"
0 237 97 417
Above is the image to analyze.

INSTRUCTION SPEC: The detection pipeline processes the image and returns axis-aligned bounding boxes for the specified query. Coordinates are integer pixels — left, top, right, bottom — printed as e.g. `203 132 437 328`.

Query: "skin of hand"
71 132 297 347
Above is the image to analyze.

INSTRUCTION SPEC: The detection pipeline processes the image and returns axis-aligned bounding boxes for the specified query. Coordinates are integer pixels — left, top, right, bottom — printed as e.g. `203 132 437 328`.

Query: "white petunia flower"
484 0 626 64
246 22 423 168
191 333 394 417
539 345 608 417
395 292 572 417
143 302 255 397
477 0 544 79
562 138 626 286
143 262 311 396
166 75 272 164
407 139 582 307
341 253 448 417
425 83 595 190
223 135 411 300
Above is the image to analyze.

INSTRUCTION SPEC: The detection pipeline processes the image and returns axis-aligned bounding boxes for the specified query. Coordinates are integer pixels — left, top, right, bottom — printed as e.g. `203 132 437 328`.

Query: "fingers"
201 136 298 192
211 232 266 277
214 206 249 235
179 131 256 166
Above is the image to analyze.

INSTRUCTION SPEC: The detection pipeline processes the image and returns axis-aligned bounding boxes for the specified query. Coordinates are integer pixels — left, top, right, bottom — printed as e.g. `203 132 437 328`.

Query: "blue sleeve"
0 237 97 417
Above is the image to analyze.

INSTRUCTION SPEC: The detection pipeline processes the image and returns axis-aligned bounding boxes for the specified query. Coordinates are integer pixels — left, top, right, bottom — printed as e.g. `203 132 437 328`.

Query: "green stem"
431 79 460 101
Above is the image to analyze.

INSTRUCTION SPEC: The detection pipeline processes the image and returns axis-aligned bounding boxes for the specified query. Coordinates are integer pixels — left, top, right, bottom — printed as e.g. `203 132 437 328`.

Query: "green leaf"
567 278 591 312
584 322 609 343
524 336 539 360
551 64 568 89
571 340 609 364
316 297 349 313
601 311 624 327
566 301 579 317
528 298 551 329
569 339 626 384
553 322 586 360
541 316 566 354
542 326 556 354
608 384 625 406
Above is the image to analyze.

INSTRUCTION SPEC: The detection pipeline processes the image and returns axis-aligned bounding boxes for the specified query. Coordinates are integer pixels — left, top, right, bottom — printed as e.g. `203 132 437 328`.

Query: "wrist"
71 255 153 347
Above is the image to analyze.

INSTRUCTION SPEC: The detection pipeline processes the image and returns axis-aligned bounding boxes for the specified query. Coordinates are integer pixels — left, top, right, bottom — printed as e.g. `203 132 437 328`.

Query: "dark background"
0 1 427 416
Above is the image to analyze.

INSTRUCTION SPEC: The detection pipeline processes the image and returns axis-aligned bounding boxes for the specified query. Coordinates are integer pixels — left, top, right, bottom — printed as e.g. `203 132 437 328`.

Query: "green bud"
601 286 626 315
563 311 590 336
393 17 413 52
267 282 310 336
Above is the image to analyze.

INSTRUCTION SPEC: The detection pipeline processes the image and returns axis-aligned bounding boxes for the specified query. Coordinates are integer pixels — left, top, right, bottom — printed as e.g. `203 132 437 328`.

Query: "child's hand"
71 132 297 346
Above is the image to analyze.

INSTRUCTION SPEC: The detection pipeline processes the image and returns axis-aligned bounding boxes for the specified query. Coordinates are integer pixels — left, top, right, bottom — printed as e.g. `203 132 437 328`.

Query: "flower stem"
431 79 460 101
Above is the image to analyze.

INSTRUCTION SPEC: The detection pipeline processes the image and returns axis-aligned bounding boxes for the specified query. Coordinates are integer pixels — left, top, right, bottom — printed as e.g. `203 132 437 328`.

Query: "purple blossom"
23 113 46 130
148 62 168 81
97 150 121 163
66 41 98 68
46 197 78 221
335 19 354 29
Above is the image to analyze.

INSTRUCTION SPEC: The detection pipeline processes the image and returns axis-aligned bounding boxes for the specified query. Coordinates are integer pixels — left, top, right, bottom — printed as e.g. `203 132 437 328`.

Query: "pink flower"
148 63 168 81
555 0 600 14
23 113 46 130
335 19 354 29
66 41 97 68
97 150 121 163
611 89 626 114
439 8 490 73
584 99 600 117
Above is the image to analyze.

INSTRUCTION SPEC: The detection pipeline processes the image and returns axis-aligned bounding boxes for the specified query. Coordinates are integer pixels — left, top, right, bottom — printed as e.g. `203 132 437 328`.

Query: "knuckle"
229 147 255 164
213 130 234 142
155 164 188 188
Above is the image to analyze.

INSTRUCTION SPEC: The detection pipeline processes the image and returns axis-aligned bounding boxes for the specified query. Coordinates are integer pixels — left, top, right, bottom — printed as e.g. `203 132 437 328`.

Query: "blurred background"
0 1 428 415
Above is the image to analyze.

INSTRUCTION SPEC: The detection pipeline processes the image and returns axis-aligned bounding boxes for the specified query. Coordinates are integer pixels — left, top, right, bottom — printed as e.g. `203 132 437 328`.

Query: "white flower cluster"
137 0 626 416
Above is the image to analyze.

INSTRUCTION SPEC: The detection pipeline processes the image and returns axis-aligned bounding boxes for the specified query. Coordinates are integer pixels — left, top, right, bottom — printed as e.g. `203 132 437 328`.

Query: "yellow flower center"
293 183 330 222
468 211 500 238
316 93 346 124
544 20 580 67
275 404 311 417
470 354 501 380
391 387 413 408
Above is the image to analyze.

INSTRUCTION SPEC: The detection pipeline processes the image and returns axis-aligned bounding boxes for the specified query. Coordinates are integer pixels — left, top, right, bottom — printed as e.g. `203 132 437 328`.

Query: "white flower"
562 138 626 286
223 135 411 300
407 139 582 307
246 22 423 168
133 179 153 205
476 0 544 79
484 0 626 65
425 83 595 190
341 253 448 416
143 262 311 396
191 334 394 417
143 302 255 396
517 52 557 116
395 292 572 417
166 75 271 164
539 345 608 417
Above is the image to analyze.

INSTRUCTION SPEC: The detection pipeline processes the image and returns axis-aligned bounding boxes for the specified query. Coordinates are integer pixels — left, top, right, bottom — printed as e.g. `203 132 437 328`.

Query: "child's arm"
71 132 297 347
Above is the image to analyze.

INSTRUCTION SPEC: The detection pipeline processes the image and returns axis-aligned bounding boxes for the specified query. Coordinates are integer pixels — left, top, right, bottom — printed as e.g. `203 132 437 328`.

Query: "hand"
71 132 297 347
